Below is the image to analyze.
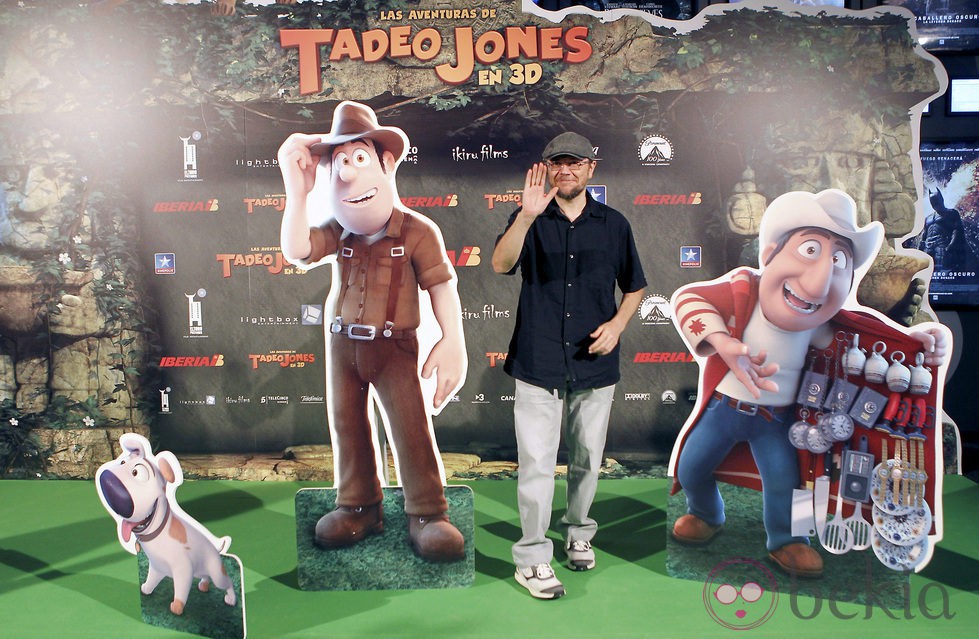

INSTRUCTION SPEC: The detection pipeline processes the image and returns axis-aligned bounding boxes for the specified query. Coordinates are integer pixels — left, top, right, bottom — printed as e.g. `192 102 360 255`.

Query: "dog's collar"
133 499 171 543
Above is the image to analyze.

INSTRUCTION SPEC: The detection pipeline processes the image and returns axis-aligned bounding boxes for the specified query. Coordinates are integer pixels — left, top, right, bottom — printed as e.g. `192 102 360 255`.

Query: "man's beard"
557 185 585 201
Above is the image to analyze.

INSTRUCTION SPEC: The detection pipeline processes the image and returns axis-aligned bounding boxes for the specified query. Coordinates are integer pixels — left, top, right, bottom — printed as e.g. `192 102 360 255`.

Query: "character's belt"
331 321 415 341
712 391 790 423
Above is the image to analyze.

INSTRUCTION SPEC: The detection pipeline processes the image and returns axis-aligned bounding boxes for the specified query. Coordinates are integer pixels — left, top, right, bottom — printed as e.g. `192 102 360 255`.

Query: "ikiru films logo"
703 558 778 630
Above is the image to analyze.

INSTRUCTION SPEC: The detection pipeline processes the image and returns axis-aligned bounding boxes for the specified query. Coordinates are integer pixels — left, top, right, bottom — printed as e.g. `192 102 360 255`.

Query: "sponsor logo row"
163 288 686 341
152 288 518 338
164 288 326 338
156 386 693 415
157 248 486 277
464 389 691 406
154 189 702 216
158 351 316 370
483 351 695 367
179 133 682 182
157 386 325 414
147 351 647 373
156 243 701 278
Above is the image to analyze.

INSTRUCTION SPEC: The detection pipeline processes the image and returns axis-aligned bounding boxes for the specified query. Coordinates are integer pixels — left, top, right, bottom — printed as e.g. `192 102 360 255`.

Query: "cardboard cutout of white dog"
95 433 237 616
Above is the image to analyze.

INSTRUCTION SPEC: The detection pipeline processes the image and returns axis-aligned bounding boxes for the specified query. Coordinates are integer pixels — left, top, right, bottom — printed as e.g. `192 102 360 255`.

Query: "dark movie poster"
883 0 979 52
904 142 979 307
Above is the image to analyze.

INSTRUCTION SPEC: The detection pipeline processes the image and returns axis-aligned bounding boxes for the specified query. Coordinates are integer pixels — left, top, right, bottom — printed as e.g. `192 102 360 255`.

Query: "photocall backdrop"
0 0 945 458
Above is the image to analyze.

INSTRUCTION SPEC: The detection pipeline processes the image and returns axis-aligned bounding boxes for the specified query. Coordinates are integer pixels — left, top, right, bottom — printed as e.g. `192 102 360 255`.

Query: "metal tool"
844 500 872 551
813 453 832 541
819 455 855 555
842 437 872 551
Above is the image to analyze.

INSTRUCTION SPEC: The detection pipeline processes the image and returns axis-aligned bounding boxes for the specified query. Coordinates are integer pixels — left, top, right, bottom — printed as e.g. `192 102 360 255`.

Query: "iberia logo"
159 355 225 367
633 193 702 205
633 352 695 363
402 194 458 208
446 246 481 266
154 199 219 213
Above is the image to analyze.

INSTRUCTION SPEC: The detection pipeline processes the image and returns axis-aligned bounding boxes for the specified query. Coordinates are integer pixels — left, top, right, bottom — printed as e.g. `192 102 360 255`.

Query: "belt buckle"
346 324 376 340
733 400 759 416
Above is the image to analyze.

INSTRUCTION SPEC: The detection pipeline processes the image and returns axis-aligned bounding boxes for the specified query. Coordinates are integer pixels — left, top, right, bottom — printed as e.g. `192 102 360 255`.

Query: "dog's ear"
157 455 176 484
119 432 151 459
156 451 184 485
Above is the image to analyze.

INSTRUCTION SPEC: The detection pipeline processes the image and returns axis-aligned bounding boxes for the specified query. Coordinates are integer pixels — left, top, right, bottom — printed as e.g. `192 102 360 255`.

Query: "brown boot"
407 514 465 562
769 542 823 578
314 503 383 548
672 514 723 545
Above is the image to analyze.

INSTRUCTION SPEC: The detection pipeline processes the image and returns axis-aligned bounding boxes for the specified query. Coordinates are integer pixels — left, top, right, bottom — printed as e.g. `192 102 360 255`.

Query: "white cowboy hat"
759 189 883 272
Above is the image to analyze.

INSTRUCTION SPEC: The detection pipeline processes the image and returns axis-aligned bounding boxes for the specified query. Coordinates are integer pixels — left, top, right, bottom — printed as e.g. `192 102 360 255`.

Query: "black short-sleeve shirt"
497 192 647 392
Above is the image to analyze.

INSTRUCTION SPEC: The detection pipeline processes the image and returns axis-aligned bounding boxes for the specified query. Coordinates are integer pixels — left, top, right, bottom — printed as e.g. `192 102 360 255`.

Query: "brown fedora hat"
310 101 408 164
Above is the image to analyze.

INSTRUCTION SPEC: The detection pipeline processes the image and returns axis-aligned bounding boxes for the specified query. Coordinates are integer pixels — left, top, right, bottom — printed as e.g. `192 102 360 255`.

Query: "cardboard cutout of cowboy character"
668 189 951 580
278 101 472 587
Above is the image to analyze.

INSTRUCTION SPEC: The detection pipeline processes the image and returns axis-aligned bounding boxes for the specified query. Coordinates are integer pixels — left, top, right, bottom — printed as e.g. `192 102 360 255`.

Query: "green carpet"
1 477 977 638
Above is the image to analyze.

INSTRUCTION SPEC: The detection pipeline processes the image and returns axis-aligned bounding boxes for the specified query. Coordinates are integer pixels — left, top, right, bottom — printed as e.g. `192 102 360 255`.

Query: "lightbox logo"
179 131 202 181
302 304 323 326
703 558 779 630
638 294 672 326
638 134 673 167
178 394 217 407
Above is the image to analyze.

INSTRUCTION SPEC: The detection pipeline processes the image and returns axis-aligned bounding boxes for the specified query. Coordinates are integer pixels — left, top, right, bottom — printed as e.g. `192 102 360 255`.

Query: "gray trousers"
511 379 615 569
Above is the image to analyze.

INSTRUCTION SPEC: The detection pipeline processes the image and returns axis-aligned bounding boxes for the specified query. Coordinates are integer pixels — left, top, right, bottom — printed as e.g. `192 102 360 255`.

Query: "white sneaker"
565 539 596 571
515 563 566 599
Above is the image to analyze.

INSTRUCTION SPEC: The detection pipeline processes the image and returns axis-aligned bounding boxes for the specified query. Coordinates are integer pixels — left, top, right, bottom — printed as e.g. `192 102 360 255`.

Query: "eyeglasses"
544 158 593 171
714 582 764 605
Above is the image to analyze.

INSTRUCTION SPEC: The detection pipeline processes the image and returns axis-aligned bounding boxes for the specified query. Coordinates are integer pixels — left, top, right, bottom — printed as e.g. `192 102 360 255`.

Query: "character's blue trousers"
676 394 808 552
